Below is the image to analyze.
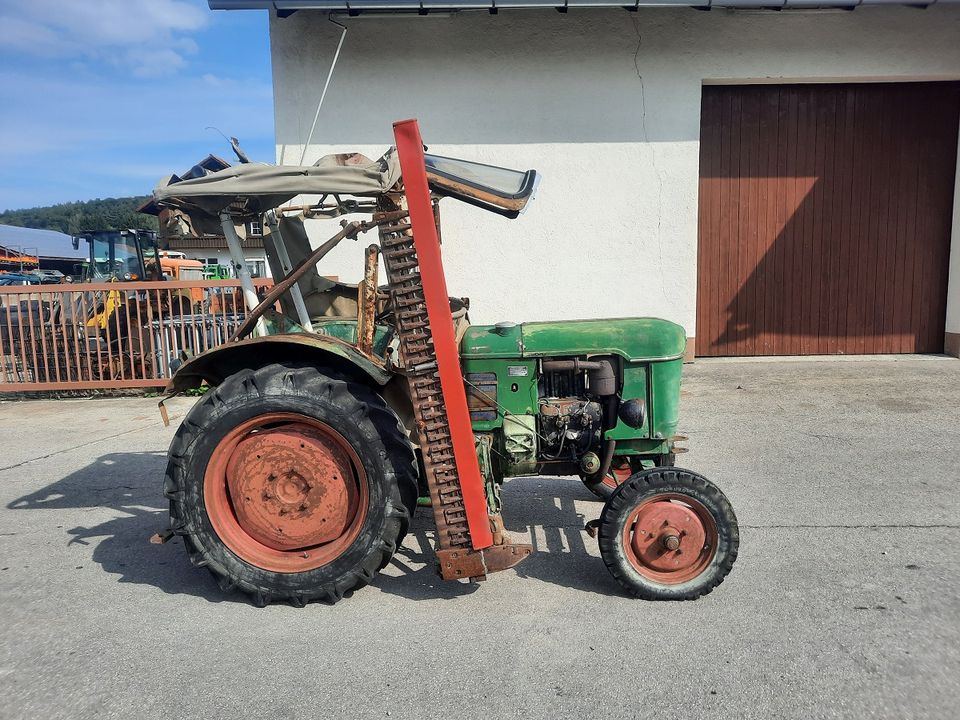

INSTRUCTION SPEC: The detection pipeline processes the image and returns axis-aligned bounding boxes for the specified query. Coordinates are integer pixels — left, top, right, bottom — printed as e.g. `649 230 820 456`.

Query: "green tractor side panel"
521 318 685 361
605 363 649 441
310 318 395 358
649 358 682 440
460 324 523 359
461 318 686 363
461 317 686 449
463 358 538 432
604 359 682 443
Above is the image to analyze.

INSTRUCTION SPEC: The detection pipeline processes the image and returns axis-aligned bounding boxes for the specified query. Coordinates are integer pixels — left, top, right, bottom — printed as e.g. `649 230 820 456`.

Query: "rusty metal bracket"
157 392 181 427
670 434 690 455
356 244 379 356
436 543 533 581
149 529 174 545
481 544 534 573
436 548 487 581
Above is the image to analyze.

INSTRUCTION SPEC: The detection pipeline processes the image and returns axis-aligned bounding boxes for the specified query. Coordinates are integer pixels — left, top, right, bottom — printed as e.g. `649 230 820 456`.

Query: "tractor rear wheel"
597 468 738 600
164 363 418 606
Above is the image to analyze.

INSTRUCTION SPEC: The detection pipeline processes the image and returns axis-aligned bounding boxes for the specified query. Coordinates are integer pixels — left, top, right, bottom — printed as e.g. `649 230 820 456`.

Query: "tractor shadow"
7 453 623 604
377 476 624 600
500 476 624 597
6 451 230 604
376 525 482 601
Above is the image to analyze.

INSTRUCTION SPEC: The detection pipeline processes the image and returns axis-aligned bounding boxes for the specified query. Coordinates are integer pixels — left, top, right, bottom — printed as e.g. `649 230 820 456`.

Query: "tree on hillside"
0 197 159 234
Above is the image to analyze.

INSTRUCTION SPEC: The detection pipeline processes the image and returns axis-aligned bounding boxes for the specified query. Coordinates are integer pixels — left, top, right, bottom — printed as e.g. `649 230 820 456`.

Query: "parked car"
0 272 39 286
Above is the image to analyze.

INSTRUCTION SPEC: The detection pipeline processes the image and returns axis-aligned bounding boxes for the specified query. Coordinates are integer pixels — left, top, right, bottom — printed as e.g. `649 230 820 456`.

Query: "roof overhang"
209 0 960 12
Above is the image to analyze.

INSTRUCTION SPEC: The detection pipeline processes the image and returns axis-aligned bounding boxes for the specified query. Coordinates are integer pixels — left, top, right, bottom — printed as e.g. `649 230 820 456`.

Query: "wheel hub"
661 530 681 551
224 425 358 551
625 495 715 582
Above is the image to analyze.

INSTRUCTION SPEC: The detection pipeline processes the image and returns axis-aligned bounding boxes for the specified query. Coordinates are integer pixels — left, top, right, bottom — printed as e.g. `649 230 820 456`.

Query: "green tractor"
154 120 738 606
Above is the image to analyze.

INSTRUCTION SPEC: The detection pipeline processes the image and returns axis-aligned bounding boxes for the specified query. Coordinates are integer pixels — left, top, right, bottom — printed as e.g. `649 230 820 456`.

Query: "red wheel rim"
204 412 369 573
622 494 718 585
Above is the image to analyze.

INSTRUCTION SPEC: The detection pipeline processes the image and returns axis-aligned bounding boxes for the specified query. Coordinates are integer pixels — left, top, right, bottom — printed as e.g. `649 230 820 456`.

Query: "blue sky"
0 0 274 212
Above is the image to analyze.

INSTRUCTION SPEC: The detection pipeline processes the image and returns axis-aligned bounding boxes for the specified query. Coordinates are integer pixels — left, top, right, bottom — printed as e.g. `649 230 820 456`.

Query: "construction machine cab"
72 229 162 283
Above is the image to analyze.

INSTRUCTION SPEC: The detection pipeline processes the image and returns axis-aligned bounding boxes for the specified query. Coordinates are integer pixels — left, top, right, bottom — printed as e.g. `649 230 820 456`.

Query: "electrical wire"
462 376 551 445
299 15 347 166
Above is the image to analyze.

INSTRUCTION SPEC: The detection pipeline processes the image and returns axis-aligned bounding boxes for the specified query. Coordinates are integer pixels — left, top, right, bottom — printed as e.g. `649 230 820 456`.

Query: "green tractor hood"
461 318 687 362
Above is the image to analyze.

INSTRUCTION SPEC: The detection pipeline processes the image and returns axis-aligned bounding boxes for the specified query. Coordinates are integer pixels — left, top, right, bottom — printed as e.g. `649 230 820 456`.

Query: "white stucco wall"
947 141 960 339
269 6 960 346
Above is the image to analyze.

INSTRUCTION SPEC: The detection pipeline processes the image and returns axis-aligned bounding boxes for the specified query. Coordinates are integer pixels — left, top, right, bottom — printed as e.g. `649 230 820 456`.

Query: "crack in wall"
631 15 669 304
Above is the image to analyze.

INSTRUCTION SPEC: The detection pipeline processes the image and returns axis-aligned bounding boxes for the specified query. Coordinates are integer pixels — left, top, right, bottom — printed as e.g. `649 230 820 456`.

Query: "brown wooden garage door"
696 82 960 356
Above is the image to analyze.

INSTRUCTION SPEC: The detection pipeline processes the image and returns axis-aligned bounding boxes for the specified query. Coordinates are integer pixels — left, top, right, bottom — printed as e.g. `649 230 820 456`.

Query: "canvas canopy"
152 146 539 236
152 149 401 220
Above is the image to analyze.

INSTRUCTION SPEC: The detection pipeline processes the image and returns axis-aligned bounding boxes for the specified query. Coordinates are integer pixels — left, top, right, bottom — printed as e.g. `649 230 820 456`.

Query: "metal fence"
0 278 273 392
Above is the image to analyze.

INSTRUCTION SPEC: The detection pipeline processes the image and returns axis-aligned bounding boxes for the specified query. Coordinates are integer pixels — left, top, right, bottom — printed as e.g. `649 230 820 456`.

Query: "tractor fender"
165 333 392 393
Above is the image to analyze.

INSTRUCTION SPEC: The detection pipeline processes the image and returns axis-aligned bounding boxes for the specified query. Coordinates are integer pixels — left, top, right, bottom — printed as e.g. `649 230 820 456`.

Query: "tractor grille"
540 366 586 398
465 372 497 422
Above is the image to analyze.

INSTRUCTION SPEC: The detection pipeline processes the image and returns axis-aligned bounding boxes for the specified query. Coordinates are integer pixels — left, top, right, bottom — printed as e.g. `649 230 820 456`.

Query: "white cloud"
131 48 189 78
201 73 247 88
0 1 275 210
0 0 209 77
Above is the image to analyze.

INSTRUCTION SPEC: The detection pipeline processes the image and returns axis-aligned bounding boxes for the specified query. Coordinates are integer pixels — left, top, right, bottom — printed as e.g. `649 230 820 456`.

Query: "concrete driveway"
1 356 958 719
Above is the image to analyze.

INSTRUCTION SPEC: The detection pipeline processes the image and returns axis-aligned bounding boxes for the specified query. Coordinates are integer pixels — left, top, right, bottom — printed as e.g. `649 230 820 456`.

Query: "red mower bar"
393 118 494 551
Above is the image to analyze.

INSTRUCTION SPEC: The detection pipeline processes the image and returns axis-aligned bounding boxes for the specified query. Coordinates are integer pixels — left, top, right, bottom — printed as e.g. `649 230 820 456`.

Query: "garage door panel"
757 90 778 356
697 82 960 356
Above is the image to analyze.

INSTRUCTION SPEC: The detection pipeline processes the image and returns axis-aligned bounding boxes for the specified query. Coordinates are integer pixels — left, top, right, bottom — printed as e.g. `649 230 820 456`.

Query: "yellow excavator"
60 230 206 379
71 229 204 329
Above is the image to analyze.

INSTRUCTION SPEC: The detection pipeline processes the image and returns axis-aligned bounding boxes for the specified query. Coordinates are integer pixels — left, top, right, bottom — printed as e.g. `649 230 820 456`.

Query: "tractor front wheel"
597 468 738 600
164 363 418 606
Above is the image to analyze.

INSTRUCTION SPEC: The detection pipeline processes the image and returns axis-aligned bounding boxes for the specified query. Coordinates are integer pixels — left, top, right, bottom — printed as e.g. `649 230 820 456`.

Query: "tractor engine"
462 319 677 512
538 398 602 457
537 358 617 471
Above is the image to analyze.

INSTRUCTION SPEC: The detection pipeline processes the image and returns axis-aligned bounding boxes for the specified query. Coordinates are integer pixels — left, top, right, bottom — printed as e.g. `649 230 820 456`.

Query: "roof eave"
209 0 960 12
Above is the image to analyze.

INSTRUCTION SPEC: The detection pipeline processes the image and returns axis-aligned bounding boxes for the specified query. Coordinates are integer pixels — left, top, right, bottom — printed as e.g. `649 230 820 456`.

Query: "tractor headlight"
123 272 133 281
618 398 646 429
